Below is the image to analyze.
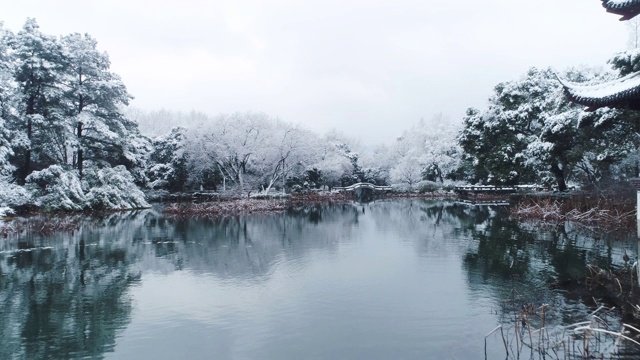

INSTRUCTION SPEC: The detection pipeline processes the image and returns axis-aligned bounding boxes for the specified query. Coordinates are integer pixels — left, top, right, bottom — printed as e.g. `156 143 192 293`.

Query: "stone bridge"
334 182 392 192
334 183 392 200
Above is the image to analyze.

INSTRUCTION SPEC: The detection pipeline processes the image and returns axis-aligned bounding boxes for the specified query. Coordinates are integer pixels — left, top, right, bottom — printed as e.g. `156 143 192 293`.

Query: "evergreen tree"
147 127 189 192
59 32 133 178
458 67 639 190
9 18 65 183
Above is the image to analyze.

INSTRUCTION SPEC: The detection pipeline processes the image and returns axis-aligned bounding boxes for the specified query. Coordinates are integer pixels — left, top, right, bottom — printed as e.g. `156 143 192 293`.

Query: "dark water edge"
1 199 639 359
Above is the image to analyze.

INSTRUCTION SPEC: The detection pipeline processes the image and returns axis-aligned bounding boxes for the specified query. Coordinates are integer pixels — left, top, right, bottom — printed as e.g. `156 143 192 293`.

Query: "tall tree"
9 18 65 183
255 122 320 193
188 112 271 192
59 33 132 178
390 115 462 183
0 23 15 176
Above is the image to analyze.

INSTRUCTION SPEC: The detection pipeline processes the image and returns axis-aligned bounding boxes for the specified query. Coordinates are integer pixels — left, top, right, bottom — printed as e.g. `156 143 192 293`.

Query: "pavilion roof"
602 0 640 20
557 72 640 111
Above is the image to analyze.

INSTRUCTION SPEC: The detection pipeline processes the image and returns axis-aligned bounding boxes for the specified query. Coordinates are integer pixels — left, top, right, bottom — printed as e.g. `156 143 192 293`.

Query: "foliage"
416 180 442 193
0 19 150 211
0 176 31 208
147 127 189 191
84 165 149 210
25 165 86 211
25 164 149 211
458 67 639 190
285 167 324 192
186 112 323 193
387 114 462 188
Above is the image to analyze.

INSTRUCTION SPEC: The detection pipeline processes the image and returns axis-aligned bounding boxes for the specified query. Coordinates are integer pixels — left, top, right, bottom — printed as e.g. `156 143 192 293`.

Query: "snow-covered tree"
127 108 211 138
25 164 148 211
0 23 15 176
389 155 422 188
9 18 66 183
59 32 134 178
186 112 326 194
390 115 462 185
312 130 362 187
253 122 321 193
627 17 640 49
0 20 153 212
459 66 639 190
146 127 189 191
187 112 272 192
84 165 149 210
25 165 86 211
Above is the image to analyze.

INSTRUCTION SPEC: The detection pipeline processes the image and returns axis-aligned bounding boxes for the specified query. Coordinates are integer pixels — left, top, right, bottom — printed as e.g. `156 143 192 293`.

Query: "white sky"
2 0 630 144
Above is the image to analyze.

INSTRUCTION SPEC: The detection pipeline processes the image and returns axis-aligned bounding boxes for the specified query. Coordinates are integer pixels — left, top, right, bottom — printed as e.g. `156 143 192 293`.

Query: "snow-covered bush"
146 163 172 189
416 180 441 193
0 206 13 217
0 178 31 207
26 165 86 211
85 165 150 210
391 183 413 193
0 175 28 217
24 165 149 211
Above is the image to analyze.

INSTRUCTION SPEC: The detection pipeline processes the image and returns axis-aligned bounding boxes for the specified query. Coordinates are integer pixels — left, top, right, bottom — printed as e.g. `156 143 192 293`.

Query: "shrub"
85 166 150 210
0 177 32 209
26 165 86 211
416 180 441 193
25 165 149 211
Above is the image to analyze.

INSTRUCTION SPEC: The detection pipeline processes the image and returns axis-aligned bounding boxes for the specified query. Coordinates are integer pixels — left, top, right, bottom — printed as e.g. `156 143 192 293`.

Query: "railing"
453 185 546 193
456 199 510 206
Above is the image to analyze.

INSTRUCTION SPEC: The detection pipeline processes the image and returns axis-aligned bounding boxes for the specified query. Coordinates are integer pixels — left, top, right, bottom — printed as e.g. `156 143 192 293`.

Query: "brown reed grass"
164 198 289 217
0 216 80 237
489 293 640 359
511 194 636 231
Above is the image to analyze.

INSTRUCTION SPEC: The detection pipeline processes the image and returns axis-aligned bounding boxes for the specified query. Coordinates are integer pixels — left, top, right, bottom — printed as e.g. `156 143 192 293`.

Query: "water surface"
0 199 636 359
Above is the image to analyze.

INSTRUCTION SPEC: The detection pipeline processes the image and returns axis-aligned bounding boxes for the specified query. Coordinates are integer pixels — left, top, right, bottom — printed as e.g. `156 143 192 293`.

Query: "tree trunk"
434 163 444 183
20 112 33 185
77 122 83 179
550 163 567 192
77 94 84 179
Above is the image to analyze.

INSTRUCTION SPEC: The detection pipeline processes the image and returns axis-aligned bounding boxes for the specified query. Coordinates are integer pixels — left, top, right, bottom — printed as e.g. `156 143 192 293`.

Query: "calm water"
0 199 637 359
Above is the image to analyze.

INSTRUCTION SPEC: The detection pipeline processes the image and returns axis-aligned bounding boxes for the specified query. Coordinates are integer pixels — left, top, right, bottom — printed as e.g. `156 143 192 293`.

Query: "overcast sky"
2 0 631 144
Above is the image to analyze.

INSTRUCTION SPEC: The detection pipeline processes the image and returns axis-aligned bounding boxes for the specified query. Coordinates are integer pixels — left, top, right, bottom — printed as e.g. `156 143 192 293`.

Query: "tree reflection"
363 199 633 315
0 201 633 358
0 221 142 359
125 204 362 280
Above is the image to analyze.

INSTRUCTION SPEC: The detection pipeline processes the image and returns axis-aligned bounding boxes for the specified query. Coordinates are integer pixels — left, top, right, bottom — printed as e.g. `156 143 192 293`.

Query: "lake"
0 199 637 359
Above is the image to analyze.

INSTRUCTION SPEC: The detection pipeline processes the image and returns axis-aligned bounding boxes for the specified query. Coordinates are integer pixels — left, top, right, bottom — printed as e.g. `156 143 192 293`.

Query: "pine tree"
59 32 133 178
9 18 65 183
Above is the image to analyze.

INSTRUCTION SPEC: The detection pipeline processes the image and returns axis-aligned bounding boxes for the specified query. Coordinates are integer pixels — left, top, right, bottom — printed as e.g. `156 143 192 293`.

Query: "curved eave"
602 0 640 20
557 72 640 111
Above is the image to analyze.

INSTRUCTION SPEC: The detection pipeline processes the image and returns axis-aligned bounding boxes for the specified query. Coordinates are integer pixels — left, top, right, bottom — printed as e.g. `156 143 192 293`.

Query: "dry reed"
164 198 289 217
489 296 640 359
0 216 80 237
511 197 635 231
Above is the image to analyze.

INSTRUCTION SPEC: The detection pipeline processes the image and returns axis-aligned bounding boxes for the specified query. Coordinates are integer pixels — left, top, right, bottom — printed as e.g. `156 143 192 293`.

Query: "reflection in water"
0 211 146 359
0 201 636 359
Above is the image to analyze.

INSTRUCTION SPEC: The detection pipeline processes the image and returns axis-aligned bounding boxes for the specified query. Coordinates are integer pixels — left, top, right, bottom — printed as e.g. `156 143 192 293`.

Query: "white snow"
604 0 640 7
558 71 640 101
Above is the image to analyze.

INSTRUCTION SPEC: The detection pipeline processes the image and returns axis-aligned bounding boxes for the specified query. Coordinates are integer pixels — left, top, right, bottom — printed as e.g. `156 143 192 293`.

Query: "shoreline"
163 192 459 217
162 191 461 217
